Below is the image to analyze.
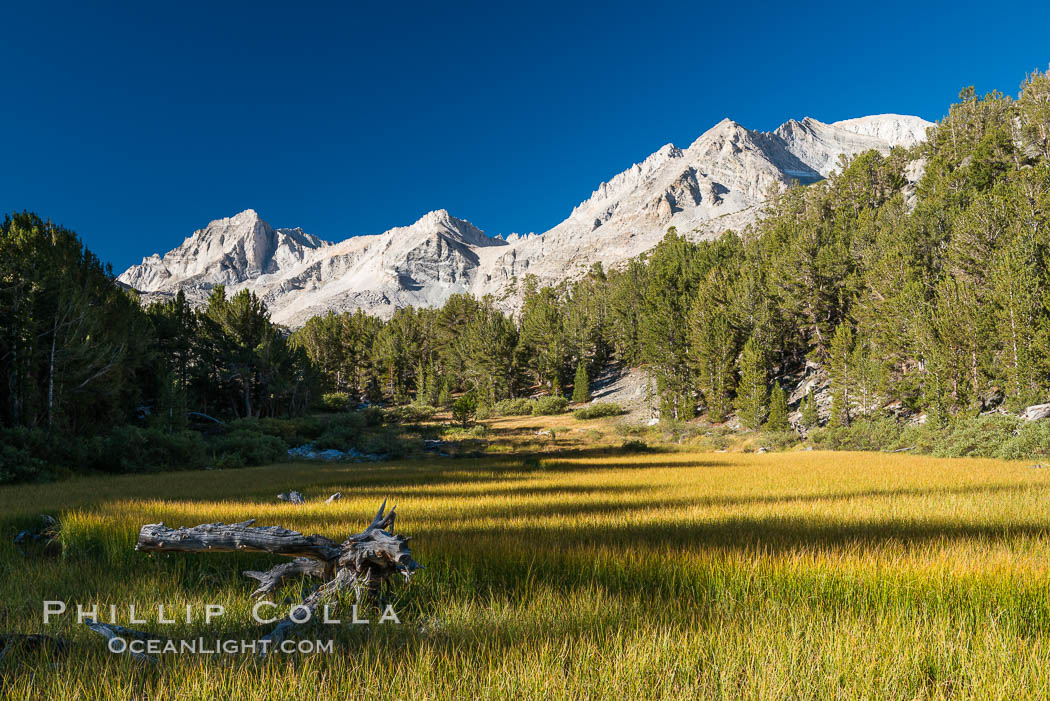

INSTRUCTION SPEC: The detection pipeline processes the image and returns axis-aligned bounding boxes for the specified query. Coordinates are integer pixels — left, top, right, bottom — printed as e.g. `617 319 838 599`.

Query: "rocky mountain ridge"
118 113 934 325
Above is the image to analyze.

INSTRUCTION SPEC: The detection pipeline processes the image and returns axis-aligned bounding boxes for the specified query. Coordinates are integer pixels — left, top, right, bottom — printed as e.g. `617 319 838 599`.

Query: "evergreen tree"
517 281 569 392
800 391 819 429
766 382 789 431
828 323 855 427
640 229 704 420
735 336 768 429
572 361 591 403
436 377 451 409
452 392 477 427
689 295 738 423
0 212 149 433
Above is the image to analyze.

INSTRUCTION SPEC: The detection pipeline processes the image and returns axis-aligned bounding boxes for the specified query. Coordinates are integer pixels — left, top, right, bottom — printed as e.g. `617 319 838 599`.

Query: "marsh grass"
3 450 1050 698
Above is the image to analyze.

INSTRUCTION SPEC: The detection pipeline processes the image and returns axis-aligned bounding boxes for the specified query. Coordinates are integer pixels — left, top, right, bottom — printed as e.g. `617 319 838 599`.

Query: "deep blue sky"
3 1 1050 273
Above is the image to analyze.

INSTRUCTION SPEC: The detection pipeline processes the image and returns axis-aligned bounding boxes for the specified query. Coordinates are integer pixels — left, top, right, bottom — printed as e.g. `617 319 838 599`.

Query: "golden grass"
3 450 1050 699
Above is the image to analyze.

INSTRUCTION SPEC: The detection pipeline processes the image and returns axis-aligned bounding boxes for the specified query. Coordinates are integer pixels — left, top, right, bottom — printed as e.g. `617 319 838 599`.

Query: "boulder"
1023 403 1050 421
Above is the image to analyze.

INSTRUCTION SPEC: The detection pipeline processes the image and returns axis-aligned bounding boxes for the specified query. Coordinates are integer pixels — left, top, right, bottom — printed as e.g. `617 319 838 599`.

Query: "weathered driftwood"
137 519 343 564
260 566 359 649
134 500 419 654
83 621 167 662
274 490 343 504
243 557 326 597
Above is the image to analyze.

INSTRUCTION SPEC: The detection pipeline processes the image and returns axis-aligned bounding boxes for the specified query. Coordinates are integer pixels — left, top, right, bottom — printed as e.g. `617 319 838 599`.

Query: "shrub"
358 428 413 458
809 414 901 452
452 394 478 427
320 392 350 412
315 413 367 451
358 407 386 426
230 417 323 446
0 425 51 455
0 444 49 484
997 420 1050 460
709 434 729 451
493 398 534 416
82 426 208 473
269 416 324 444
475 404 492 421
763 429 801 451
209 430 287 469
934 414 1021 458
386 405 437 424
532 396 569 416
573 402 624 420
896 420 945 455
658 419 705 444
621 439 649 452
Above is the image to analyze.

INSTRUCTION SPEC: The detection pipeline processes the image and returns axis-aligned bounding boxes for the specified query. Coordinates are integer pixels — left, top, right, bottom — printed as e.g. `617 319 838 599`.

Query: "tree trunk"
48 317 57 430
243 375 253 418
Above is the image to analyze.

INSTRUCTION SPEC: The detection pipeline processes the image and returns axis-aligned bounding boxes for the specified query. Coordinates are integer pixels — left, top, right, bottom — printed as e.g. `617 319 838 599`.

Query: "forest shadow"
409 482 1050 551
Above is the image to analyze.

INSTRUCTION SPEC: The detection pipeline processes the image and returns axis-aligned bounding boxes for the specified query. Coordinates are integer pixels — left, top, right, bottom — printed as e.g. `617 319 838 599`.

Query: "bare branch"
243 557 326 598
259 567 359 653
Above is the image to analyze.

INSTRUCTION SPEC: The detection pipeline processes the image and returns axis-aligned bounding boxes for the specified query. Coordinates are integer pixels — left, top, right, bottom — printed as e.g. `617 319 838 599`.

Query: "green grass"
4 449 1050 698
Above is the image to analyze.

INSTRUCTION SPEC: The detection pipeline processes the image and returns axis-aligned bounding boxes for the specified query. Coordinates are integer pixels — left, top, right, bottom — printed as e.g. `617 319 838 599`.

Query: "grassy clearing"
3 446 1050 699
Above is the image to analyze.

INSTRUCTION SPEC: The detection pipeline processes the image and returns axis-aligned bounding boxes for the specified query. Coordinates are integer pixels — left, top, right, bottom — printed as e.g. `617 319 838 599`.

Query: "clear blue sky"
3 0 1050 273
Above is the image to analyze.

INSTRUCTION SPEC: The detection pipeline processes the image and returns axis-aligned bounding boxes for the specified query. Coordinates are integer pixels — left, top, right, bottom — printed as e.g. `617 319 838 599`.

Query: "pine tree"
828 323 855 427
436 377 451 408
452 392 476 427
414 359 428 405
425 363 439 406
735 336 768 429
766 382 789 431
800 391 819 429
517 283 569 392
1019 69 1050 159
689 300 737 423
640 230 702 420
572 361 591 403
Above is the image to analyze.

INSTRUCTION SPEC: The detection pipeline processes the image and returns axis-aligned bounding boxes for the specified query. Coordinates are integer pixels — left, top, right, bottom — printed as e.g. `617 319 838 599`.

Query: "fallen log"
277 490 306 504
134 500 420 653
83 621 166 662
137 519 344 563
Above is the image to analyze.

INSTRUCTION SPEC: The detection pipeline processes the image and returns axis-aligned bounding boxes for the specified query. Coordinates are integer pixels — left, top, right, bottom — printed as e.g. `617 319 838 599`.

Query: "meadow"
3 418 1050 699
